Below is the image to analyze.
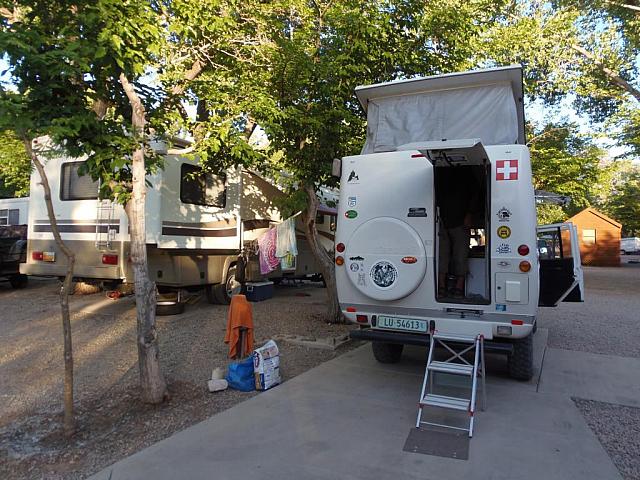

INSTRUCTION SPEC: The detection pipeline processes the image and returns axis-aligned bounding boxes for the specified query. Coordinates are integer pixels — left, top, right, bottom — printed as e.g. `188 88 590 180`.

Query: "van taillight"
356 315 368 323
32 251 43 261
102 254 118 265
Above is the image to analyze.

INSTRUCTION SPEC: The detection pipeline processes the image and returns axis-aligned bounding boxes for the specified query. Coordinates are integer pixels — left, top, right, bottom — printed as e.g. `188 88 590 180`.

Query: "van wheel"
9 274 28 289
508 333 534 381
372 342 404 363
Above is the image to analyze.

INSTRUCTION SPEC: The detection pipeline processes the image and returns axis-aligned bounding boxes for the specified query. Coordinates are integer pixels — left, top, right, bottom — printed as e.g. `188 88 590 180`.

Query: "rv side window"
60 161 99 201
0 209 7 225
180 163 226 208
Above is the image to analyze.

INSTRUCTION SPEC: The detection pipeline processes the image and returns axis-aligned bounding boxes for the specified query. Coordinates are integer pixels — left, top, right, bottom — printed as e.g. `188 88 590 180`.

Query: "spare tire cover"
345 217 426 301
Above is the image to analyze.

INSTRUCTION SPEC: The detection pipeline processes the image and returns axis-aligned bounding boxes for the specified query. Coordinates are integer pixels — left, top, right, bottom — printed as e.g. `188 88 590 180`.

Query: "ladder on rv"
416 332 486 437
95 199 115 251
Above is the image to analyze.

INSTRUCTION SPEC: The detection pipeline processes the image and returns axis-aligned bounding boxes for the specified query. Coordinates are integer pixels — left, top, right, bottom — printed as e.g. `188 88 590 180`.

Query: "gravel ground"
0 278 356 479
537 262 640 357
573 398 640 480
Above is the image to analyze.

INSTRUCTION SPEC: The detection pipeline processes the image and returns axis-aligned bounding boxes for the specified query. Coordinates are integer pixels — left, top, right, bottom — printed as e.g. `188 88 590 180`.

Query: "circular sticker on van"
497 225 511 239
370 261 398 288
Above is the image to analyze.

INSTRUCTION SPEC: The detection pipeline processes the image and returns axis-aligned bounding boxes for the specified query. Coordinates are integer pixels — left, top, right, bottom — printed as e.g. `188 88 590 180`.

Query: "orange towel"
224 294 255 358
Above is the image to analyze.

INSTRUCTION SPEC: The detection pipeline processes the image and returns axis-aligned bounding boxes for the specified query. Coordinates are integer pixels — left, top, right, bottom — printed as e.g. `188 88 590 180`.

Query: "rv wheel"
508 333 534 381
9 274 28 289
219 266 241 305
372 342 404 364
205 284 219 304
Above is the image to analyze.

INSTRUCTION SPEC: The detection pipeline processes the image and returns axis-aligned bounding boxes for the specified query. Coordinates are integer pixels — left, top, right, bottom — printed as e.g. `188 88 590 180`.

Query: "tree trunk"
302 185 342 323
120 73 168 404
25 139 76 437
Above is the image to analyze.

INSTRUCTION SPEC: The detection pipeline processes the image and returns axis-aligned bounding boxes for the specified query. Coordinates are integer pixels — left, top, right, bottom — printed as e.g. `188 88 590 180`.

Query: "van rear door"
536 222 584 306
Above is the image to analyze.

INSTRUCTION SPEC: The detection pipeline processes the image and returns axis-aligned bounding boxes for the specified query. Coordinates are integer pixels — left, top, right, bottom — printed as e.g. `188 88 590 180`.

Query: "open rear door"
537 222 584 306
398 139 490 166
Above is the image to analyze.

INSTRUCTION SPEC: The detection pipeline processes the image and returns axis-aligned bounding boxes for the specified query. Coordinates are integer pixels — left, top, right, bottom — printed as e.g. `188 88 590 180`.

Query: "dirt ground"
0 278 356 479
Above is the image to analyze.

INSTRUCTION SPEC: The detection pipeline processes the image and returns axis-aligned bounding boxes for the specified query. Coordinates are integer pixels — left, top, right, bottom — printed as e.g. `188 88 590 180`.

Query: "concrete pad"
539 348 640 407
90 339 621 480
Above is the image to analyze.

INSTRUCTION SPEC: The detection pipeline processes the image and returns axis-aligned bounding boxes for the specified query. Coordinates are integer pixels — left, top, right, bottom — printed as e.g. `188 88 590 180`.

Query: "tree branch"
572 43 640 102
603 1 640 13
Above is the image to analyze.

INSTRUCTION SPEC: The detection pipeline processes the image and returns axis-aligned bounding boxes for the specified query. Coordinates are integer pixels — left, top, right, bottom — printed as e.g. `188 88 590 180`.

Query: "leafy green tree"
529 123 611 220
0 130 31 197
0 0 175 419
176 0 507 321
606 166 640 236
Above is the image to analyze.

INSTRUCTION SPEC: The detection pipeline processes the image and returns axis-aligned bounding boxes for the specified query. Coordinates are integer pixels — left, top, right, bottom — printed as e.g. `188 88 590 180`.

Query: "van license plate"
376 316 427 333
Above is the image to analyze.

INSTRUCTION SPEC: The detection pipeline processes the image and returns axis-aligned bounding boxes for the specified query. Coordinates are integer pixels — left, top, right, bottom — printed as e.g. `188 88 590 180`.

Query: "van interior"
433 163 490 305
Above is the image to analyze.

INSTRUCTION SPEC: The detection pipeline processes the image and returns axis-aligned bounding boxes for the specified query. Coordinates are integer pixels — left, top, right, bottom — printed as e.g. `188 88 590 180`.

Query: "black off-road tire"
9 274 28 289
508 332 534 381
372 342 404 364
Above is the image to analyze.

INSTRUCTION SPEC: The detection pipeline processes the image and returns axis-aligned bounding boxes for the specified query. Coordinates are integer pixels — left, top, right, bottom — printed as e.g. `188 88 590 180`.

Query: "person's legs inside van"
438 225 470 298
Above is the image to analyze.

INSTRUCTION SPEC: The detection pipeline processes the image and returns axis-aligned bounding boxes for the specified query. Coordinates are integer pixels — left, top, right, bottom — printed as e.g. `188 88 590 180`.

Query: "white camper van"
20 139 334 303
334 66 583 380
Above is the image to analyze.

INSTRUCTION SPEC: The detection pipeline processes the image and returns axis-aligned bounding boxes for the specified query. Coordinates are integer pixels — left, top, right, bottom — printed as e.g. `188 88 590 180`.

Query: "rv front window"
180 163 226 208
60 161 99 201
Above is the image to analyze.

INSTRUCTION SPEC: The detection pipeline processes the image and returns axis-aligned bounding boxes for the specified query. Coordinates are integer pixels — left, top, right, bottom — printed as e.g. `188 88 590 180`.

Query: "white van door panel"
537 222 584 306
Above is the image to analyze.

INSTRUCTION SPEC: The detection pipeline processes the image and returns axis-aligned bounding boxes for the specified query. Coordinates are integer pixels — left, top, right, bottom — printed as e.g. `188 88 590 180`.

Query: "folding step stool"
416 331 486 437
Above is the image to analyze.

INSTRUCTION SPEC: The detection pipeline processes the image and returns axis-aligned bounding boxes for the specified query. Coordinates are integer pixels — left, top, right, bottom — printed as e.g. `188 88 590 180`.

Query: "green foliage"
604 165 640 236
536 203 567 225
479 2 639 121
529 122 610 215
0 130 31 197
0 0 167 205
187 0 508 193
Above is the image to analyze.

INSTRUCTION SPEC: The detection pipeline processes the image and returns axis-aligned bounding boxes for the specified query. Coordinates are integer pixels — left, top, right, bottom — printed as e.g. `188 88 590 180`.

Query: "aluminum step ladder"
95 199 115 251
416 332 486 437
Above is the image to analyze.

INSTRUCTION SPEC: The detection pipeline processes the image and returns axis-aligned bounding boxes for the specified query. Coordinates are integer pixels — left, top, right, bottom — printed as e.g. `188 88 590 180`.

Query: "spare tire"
156 301 185 316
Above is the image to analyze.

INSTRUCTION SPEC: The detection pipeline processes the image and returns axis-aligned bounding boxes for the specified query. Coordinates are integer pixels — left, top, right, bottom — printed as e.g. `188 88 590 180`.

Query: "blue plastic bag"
225 356 255 392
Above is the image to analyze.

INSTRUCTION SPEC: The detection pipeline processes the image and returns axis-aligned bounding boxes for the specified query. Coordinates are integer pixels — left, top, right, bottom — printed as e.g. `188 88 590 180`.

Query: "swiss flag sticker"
496 159 518 181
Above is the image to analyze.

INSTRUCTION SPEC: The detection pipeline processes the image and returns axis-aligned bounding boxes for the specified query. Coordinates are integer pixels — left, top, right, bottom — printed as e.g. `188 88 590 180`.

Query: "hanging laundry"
280 252 296 271
276 217 298 258
258 227 280 274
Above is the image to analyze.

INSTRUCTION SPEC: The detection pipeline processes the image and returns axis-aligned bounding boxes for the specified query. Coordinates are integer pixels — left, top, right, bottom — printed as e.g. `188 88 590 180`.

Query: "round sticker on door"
497 225 511 239
370 261 398 288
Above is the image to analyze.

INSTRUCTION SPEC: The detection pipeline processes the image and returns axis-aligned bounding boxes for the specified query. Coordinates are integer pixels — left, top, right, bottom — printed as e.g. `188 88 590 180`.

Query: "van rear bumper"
350 328 514 354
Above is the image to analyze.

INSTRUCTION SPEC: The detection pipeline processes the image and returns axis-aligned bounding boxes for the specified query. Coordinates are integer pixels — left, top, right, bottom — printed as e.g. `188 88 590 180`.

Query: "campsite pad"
403 427 469 460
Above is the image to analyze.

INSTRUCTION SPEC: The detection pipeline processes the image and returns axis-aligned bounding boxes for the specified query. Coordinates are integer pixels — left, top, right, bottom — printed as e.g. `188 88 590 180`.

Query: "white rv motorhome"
20 139 334 303
334 66 584 380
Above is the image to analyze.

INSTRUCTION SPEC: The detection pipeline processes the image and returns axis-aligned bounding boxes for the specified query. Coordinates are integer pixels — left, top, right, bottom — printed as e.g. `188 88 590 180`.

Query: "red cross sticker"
496 159 518 181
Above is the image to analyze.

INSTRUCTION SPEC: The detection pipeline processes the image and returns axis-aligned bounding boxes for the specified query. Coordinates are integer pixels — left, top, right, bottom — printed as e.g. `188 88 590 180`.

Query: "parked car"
0 225 28 288
620 237 640 255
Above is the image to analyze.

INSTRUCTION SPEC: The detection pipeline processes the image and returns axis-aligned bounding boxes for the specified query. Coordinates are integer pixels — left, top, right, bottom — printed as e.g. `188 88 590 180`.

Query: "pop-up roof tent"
356 65 525 154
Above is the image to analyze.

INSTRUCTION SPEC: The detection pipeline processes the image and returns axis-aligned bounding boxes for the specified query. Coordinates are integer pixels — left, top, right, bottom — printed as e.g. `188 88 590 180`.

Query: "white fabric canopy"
361 82 519 154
